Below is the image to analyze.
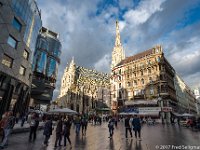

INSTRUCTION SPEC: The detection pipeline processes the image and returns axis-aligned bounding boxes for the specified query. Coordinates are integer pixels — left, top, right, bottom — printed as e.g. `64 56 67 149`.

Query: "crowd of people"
1 110 200 149
107 115 142 140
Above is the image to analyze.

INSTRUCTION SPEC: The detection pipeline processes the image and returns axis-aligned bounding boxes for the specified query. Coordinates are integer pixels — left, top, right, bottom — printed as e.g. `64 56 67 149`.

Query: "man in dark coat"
132 115 142 140
125 115 132 138
63 118 72 147
81 114 88 136
54 117 63 147
108 117 115 138
43 117 53 146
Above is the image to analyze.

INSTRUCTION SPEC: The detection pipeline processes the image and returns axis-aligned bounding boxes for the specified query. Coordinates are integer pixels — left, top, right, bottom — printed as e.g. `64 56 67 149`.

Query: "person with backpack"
108 117 115 138
0 111 15 149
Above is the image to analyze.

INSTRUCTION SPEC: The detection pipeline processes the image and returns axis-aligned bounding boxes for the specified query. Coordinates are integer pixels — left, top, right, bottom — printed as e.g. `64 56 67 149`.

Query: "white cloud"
94 54 110 72
124 0 166 25
36 0 200 99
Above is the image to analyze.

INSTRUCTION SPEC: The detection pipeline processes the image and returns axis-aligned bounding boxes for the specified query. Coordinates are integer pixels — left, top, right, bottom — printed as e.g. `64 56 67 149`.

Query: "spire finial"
69 56 75 67
115 20 121 47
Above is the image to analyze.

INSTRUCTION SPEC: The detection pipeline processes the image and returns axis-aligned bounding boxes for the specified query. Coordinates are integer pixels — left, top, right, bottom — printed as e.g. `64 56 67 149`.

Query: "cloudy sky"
36 0 200 99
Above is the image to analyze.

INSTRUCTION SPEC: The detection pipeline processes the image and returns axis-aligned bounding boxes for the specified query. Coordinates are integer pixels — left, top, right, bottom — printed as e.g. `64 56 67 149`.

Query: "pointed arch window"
134 80 137 86
141 71 143 76
119 69 122 75
119 83 122 88
149 77 152 83
141 79 144 84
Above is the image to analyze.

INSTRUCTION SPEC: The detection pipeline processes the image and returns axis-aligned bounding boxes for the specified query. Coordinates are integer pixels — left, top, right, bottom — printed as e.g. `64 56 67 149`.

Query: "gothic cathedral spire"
115 20 122 47
111 20 125 69
69 57 75 71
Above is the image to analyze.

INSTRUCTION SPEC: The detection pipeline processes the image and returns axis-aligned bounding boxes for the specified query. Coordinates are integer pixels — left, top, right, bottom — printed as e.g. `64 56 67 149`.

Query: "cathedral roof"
75 66 110 84
116 48 154 67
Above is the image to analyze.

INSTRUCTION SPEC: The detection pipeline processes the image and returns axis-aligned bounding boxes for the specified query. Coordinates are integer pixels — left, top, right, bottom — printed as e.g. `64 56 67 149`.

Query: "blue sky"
36 0 200 99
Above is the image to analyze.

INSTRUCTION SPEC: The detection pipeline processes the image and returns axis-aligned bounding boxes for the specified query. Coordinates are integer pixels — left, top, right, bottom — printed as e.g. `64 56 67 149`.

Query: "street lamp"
158 96 164 124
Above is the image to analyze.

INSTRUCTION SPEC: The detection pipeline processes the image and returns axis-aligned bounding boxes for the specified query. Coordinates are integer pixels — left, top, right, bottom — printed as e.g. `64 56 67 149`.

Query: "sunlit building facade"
174 75 197 115
57 58 110 113
110 21 198 123
0 0 42 117
193 88 200 114
31 27 61 105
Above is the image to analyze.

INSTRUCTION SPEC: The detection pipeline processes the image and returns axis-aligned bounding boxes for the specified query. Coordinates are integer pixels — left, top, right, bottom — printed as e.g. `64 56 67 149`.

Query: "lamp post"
158 96 164 124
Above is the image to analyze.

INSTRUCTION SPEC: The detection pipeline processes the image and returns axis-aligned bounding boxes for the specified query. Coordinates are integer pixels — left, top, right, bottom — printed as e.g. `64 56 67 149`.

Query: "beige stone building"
174 74 197 114
110 21 178 122
57 58 110 113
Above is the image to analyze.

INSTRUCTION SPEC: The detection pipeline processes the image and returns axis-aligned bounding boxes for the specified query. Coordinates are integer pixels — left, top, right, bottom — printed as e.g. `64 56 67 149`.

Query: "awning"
48 108 78 114
119 111 159 116
96 108 111 111
181 113 195 117
172 112 182 117
125 99 158 106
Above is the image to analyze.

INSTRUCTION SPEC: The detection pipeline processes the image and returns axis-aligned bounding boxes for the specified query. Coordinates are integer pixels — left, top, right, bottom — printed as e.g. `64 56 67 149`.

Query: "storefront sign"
138 107 161 112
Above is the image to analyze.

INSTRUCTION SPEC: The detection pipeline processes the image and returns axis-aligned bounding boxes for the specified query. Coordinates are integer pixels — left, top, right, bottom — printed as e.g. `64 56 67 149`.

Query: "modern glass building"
11 0 42 52
31 27 61 105
0 0 42 117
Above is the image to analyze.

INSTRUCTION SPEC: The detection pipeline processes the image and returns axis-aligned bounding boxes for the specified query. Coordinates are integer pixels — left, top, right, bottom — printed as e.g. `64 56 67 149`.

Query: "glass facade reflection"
12 17 22 31
33 27 61 80
32 27 61 103
35 51 47 74
11 0 42 52
47 57 57 77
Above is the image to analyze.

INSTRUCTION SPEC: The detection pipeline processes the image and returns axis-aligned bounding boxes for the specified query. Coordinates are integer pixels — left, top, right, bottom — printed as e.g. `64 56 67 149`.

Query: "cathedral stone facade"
57 58 110 113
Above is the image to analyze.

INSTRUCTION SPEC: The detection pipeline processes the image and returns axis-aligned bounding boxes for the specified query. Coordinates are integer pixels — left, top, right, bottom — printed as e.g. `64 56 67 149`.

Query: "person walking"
28 113 39 142
0 112 8 142
63 117 72 148
15 112 20 124
108 117 115 138
20 115 26 127
54 117 63 147
43 116 53 146
125 115 132 139
74 115 81 135
81 114 88 136
0 111 15 149
132 115 142 141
